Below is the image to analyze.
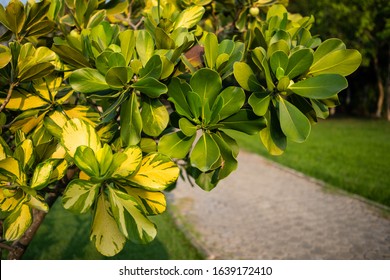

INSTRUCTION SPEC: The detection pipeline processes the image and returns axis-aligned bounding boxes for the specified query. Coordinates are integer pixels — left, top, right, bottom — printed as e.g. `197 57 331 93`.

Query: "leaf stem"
0 82 18 113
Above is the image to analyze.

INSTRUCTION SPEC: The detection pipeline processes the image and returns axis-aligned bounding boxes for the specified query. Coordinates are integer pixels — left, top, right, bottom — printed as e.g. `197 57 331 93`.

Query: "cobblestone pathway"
168 151 390 259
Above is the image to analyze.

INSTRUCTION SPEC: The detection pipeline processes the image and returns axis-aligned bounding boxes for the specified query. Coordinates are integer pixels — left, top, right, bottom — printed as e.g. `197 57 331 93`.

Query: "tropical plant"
0 0 361 258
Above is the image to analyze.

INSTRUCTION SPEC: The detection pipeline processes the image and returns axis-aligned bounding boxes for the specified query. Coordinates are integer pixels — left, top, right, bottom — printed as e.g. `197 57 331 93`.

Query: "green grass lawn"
229 118 390 207
22 200 204 260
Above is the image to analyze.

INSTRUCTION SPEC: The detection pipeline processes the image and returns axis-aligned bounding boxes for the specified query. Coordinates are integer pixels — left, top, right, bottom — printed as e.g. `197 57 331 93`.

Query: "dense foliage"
0 0 361 258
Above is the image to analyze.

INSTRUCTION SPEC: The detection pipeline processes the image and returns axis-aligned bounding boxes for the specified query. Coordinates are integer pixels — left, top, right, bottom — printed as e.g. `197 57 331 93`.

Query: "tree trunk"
373 56 385 118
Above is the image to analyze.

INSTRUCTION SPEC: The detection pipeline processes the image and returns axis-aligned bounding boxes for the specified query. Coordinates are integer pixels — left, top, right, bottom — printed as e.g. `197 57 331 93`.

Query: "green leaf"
260 107 287 155
128 153 179 191
119 29 136 66
52 44 91 68
174 6 205 29
132 77 167 98
285 49 313 79
249 91 271 116
108 187 156 244
91 193 126 257
220 109 266 134
69 68 110 93
62 179 100 214
190 168 220 191
74 146 100 178
190 133 220 172
5 0 25 34
278 97 311 143
289 74 348 99
211 86 245 123
312 38 346 64
139 55 162 79
4 204 32 241
136 30 154 66
141 97 169 137
105 66 132 89
211 132 238 180
252 47 275 90
179 118 197 136
204 32 218 68
190 68 222 108
158 131 196 159
167 78 193 119
30 160 54 190
233 62 262 92
309 49 362 76
155 27 176 49
270 51 288 77
120 93 142 146
61 118 101 158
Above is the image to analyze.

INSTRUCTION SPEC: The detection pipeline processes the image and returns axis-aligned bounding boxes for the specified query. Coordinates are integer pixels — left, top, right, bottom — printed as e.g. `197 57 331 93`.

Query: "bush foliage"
0 0 361 257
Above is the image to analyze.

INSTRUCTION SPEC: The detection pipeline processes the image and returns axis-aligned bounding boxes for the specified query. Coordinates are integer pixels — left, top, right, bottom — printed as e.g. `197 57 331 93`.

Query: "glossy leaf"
4 204 32 241
123 187 166 216
74 146 100 178
119 29 136 65
220 110 266 134
167 78 193 119
174 6 205 29
289 74 348 99
158 131 196 159
69 68 110 93
108 187 157 244
136 30 154 66
105 66 132 89
190 68 222 108
120 93 142 146
112 146 142 179
91 193 126 257
211 86 245 122
128 153 179 191
132 77 168 98
190 133 220 172
204 32 218 68
285 49 313 79
61 118 101 158
141 98 169 137
30 160 54 190
233 62 262 92
62 179 100 214
278 97 311 143
249 91 271 116
179 118 197 136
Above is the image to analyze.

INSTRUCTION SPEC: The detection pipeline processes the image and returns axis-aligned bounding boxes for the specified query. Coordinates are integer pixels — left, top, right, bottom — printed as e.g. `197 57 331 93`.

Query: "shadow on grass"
23 199 196 260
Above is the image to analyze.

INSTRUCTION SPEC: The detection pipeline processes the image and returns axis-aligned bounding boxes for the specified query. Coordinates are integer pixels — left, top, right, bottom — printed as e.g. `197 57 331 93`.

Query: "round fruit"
249 7 259 17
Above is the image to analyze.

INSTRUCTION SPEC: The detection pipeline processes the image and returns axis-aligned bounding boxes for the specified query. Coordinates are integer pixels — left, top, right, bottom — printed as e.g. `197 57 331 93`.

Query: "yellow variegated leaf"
48 144 67 159
4 204 32 241
61 118 101 158
62 179 100 214
10 110 47 134
14 139 34 171
44 110 68 139
33 75 64 101
108 187 157 244
0 189 24 212
112 146 142 179
64 106 100 126
128 153 179 191
1 89 48 111
91 193 126 257
123 186 166 215
79 171 91 180
30 160 54 189
49 160 68 182
0 157 22 182
26 195 49 212
0 142 6 161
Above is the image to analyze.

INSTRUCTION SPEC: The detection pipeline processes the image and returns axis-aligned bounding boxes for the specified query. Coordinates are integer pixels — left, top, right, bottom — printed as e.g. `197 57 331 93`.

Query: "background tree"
289 0 390 120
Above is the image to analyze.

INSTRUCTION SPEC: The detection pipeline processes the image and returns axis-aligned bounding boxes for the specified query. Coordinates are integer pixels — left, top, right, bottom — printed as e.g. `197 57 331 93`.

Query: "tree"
288 0 390 119
0 0 361 259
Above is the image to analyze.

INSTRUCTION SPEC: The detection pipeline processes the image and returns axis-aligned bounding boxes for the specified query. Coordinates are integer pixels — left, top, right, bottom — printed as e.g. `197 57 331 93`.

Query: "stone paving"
168 151 390 260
